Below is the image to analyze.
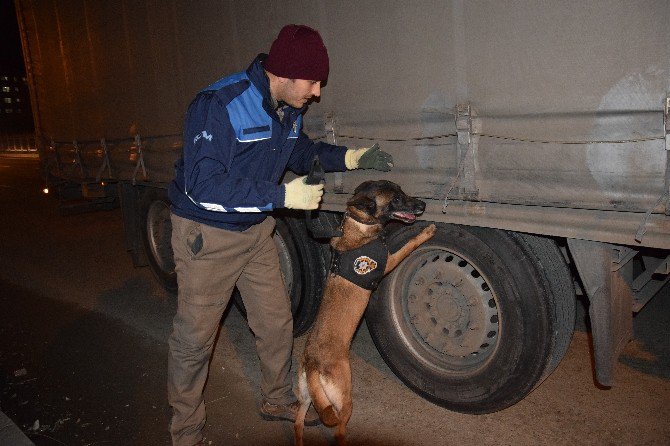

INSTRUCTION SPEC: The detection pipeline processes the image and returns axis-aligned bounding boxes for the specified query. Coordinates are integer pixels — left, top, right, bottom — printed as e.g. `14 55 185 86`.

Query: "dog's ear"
352 181 374 195
347 194 377 217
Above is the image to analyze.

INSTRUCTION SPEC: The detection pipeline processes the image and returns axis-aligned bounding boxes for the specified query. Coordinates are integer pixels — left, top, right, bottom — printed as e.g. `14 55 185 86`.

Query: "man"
167 24 393 446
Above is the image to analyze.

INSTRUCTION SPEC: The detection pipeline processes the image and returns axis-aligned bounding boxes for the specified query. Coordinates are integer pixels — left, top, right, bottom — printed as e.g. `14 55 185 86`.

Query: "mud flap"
567 239 635 386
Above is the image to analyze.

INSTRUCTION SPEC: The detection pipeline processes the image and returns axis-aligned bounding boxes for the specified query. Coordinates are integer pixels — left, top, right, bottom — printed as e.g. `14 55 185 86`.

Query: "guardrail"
0 133 37 152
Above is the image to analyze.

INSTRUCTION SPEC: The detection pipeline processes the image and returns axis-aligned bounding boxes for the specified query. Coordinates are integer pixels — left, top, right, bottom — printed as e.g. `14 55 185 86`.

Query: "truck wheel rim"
147 200 175 273
398 246 500 369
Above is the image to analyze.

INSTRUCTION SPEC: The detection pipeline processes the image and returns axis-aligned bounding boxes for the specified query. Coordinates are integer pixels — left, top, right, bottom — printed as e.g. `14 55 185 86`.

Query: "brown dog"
294 180 436 446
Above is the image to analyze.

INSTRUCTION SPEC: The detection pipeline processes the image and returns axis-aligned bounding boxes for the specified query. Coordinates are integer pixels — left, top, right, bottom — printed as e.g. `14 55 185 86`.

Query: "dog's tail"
307 372 340 427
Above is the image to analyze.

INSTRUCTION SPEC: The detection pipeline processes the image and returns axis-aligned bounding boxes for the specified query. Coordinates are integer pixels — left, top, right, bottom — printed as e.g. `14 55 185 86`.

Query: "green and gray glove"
283 175 324 210
345 143 394 171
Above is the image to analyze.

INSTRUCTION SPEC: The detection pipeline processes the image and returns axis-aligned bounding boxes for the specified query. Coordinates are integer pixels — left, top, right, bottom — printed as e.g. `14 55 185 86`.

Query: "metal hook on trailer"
73 140 84 178
96 138 112 182
132 134 147 185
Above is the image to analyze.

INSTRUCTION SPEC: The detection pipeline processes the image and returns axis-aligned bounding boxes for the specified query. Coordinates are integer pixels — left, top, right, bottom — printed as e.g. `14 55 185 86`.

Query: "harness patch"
353 256 378 275
330 236 388 291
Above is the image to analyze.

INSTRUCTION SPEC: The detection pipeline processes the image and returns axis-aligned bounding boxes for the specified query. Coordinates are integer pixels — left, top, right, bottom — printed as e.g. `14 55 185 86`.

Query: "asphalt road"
0 154 668 446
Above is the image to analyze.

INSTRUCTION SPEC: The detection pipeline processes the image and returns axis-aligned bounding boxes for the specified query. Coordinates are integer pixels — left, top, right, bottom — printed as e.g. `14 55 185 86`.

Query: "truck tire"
365 223 575 414
516 232 575 381
137 186 327 336
137 187 326 335
139 187 177 293
234 216 328 337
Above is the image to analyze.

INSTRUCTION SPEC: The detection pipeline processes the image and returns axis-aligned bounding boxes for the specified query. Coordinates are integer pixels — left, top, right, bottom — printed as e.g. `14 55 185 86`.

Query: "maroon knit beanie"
264 24 329 81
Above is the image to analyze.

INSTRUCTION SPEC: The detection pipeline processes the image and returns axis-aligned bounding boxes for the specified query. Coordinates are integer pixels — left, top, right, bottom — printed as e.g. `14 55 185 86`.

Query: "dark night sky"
0 0 25 73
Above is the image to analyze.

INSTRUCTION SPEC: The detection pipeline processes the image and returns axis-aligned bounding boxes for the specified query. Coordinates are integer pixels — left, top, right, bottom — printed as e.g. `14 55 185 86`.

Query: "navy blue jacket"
169 55 347 231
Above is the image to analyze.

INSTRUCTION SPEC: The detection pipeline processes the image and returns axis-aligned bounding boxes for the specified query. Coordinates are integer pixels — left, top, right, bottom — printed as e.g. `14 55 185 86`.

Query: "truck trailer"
15 0 670 414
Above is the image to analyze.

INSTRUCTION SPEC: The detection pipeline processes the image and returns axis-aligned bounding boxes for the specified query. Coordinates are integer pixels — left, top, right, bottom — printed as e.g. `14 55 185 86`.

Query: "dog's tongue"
394 212 416 222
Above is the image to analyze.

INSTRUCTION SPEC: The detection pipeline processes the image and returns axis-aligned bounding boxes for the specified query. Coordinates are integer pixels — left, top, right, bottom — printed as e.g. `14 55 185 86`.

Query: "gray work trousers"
167 214 294 446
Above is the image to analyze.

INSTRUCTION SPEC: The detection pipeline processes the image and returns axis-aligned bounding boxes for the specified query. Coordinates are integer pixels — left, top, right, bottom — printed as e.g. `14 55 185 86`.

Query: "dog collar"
330 236 388 291
342 210 378 226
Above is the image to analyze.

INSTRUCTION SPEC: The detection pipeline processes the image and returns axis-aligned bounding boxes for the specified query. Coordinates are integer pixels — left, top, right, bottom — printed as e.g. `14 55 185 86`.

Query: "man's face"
279 79 321 108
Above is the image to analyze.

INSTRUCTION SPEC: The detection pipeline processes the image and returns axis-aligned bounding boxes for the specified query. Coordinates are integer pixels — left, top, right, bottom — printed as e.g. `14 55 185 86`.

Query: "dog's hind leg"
307 369 340 427
334 394 352 446
294 402 309 446
295 368 311 446
323 361 352 446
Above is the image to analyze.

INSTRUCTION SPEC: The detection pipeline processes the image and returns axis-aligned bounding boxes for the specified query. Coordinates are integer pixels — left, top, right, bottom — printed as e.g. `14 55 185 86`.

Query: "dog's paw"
421 224 437 239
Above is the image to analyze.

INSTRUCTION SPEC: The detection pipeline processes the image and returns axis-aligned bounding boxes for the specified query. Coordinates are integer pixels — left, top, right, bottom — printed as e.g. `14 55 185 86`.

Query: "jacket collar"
246 54 306 120
246 54 272 102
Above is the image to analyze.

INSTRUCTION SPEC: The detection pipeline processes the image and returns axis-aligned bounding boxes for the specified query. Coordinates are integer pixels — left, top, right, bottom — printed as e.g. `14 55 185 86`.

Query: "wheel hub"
428 282 467 324
405 250 499 362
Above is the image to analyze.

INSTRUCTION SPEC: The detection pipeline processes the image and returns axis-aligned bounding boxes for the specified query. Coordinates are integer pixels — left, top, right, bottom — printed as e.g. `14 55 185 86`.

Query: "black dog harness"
330 236 389 291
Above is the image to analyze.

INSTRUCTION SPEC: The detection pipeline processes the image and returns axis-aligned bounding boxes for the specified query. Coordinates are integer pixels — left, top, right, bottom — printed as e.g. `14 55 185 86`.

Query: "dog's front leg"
385 224 436 273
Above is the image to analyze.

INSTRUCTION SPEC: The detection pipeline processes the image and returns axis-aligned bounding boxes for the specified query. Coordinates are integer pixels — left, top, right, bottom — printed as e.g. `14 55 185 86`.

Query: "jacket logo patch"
193 130 213 144
353 256 378 275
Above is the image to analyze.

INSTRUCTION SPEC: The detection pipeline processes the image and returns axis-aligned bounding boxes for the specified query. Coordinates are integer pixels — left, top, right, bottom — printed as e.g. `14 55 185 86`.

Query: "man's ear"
347 195 377 217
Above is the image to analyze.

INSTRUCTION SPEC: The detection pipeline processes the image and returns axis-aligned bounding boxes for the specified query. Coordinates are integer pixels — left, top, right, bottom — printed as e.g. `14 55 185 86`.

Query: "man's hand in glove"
283 176 324 210
344 143 394 171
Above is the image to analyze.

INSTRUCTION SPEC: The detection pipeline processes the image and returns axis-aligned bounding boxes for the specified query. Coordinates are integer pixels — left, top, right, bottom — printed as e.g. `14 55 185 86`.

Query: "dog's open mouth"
392 211 417 223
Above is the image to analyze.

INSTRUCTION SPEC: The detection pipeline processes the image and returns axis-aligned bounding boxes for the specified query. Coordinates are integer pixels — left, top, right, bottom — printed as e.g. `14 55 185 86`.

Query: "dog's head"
346 180 426 226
